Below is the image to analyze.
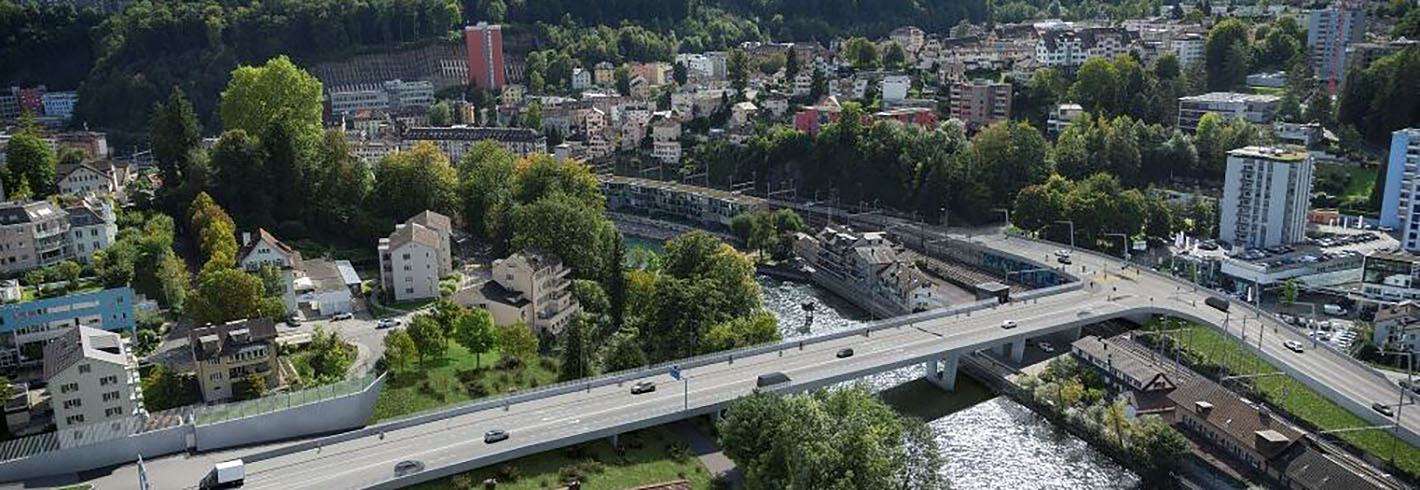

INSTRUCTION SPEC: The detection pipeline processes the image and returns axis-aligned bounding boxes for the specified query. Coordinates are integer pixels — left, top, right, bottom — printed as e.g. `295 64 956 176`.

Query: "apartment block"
378 210 453 303
1307 6 1366 83
0 287 135 368
1177 92 1280 132
327 79 435 117
1219 147 1314 249
190 318 281 402
949 80 1011 129
401 126 546 160
457 251 581 334
65 197 118 265
1379 129 1420 250
466 23 507 90
0 200 72 274
601 175 766 229
45 325 141 432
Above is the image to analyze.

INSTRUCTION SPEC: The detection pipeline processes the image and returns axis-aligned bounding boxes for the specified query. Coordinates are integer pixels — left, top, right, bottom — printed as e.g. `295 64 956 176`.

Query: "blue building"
0 287 135 368
1379 128 1420 251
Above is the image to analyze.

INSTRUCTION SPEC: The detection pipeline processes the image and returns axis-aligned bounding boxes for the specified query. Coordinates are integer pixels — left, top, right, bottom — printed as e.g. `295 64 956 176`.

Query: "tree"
237 373 268 400
1133 418 1189 486
1205 19 1250 90
150 87 202 190
428 101 452 126
896 417 947 490
156 252 188 309
1277 91 1302 122
614 65 632 96
1304 91 1334 126
185 267 284 326
407 315 447 367
784 47 800 81
1070 58 1121 115
452 307 497 368
699 310 780 353
457 141 517 239
558 317 592 381
3 119 55 198
509 193 616 282
882 42 907 70
728 48 750 96
1281 278 1298 306
495 323 539 363
308 325 354 382
601 328 647 372
372 141 459 220
383 329 417 372
968 121 1053 212
843 37 880 70
220 55 323 138
608 233 628 329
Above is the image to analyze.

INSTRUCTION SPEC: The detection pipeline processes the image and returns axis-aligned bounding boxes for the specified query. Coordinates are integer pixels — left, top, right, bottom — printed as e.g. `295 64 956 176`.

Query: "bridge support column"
1010 339 1026 364
609 433 620 448
1070 326 1083 341
923 354 959 392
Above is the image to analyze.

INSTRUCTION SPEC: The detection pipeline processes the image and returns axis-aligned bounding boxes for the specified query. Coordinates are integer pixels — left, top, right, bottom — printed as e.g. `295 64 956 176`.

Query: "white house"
237 229 301 315
881 74 911 102
378 210 453 302
44 326 141 435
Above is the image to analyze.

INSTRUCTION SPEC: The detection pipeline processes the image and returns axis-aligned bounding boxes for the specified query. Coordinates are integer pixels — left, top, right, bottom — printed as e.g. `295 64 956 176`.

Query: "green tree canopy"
220 55 323 138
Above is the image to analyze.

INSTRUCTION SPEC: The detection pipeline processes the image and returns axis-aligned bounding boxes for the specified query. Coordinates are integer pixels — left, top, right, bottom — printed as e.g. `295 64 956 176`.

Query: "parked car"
1001 320 1018 329
377 318 403 329
394 460 425 477
1373 402 1395 417
484 429 510 443
1057 256 1072 265
630 381 656 395
836 348 855 359
1054 249 1072 259
1284 340 1305 353
1037 342 1055 353
331 312 354 321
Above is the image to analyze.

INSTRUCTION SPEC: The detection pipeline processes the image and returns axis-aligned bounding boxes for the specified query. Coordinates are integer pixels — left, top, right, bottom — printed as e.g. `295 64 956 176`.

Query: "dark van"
754 372 791 392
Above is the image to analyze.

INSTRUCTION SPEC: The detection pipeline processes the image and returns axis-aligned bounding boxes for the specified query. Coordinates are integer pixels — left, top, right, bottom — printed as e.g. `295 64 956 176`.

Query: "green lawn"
1157 322 1420 478
370 343 561 423
405 427 712 490
1316 163 1378 214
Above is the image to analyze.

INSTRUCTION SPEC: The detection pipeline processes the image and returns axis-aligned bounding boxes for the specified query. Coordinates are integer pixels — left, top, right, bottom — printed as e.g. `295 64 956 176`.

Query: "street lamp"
993 208 1011 231
1378 350 1415 463
1102 233 1130 261
1053 220 1076 250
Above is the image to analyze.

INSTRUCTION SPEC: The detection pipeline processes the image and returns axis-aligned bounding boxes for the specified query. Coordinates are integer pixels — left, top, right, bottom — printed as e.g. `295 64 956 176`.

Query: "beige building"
0 200 71 275
378 210 453 302
455 250 580 334
949 80 1011 130
44 325 141 432
190 318 281 402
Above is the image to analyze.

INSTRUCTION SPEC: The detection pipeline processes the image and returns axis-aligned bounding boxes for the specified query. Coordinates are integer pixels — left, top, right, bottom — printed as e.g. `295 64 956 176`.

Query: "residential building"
1177 92 1281 132
0 200 73 274
1380 128 1420 249
0 279 19 303
0 287 136 368
881 74 911 102
457 251 580 334
57 160 129 196
1072 336 1179 394
465 23 507 90
190 318 280 402
949 80 1011 129
650 118 682 165
792 225 941 317
793 96 844 137
594 62 616 86
1035 30 1088 68
1360 253 1420 304
237 229 302 315
1372 301 1420 362
1047 103 1086 138
601 175 765 229
1307 5 1366 84
1169 33 1205 68
296 258 357 317
401 126 546 160
572 68 593 90
873 108 938 129
1220 147 1314 249
327 79 435 117
45 325 141 432
378 210 453 303
40 92 78 120
65 197 118 265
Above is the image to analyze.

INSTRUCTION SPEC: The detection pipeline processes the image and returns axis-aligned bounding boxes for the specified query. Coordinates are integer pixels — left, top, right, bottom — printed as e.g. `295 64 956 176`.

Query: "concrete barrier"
0 424 188 482
197 373 386 452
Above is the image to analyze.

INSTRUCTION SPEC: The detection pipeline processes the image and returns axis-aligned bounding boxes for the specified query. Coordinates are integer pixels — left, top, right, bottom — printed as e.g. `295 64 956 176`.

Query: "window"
105 406 123 417
209 373 223 381
66 414 85 425
102 391 120 402
100 375 118 386
63 398 83 409
78 364 90 374
60 382 79 394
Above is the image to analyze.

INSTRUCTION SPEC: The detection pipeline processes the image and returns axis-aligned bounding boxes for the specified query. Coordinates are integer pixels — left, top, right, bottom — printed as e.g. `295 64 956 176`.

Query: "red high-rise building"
465 23 506 91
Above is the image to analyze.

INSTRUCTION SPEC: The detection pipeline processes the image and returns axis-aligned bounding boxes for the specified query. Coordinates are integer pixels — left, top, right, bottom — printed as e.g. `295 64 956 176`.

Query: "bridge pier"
922 355 959 391
1070 326 1083 341
1010 339 1026 364
609 433 620 448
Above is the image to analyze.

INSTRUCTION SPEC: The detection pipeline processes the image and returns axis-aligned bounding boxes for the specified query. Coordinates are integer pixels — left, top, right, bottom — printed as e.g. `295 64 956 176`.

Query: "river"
628 236 1142 489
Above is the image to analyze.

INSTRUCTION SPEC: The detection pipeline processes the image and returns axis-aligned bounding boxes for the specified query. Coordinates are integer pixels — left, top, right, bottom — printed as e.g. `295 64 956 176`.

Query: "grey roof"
1072 335 1177 392
0 200 64 227
303 258 350 293
465 280 530 308
237 228 301 267
403 126 541 143
1275 437 1401 490
1167 378 1302 459
43 325 128 381
335 260 361 287
385 221 443 251
407 210 452 235
188 318 278 363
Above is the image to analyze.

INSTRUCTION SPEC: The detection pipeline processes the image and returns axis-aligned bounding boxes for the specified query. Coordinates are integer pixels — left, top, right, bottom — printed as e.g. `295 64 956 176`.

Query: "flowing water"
628 235 1141 489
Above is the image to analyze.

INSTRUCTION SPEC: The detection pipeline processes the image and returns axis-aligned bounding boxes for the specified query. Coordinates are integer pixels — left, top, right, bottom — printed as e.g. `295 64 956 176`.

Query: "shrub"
495 464 519 482
496 355 523 370
465 380 490 398
667 442 691 463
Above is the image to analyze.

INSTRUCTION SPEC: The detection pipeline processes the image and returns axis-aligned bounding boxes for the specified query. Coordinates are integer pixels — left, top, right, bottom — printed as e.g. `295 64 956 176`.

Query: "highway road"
67 225 1420 490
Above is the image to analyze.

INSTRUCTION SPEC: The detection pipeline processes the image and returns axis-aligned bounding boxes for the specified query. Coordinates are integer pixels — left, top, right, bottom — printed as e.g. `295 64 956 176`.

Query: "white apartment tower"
1220 147 1315 249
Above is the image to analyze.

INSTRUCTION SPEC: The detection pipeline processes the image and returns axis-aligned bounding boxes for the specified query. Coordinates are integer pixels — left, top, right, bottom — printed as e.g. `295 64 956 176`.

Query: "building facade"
1219 147 1314 249
1380 129 1420 250
458 251 581 334
44 326 141 432
401 126 546 160
0 287 136 368
378 211 453 302
601 175 766 230
1307 6 1366 84
190 318 281 402
465 23 507 90
1177 92 1281 131
949 80 1011 129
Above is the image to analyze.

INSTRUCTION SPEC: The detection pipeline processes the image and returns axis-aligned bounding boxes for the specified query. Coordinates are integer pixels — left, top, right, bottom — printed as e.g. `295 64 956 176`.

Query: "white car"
1001 320 1018 329
1054 249 1072 259
1037 341 1055 353
1284 340 1305 353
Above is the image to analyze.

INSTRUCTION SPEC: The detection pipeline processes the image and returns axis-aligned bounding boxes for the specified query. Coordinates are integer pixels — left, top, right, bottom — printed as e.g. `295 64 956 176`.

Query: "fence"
193 371 381 426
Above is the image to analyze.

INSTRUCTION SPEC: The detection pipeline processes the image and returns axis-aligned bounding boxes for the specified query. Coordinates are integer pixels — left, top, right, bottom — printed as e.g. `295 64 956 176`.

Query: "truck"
200 460 245 489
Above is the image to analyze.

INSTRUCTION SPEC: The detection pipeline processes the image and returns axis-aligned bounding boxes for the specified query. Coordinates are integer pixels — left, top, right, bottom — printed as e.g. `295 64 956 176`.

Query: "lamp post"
1102 233 1130 261
993 208 1011 235
1378 350 1415 463
1053 220 1076 250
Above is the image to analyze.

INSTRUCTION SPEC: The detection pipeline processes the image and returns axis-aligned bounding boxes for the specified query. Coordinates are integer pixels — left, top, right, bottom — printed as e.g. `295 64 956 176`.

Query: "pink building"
465 23 507 91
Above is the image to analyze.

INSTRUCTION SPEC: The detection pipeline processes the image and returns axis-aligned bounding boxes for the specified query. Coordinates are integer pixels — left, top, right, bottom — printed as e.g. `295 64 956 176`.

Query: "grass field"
405 427 712 490
370 343 561 423
1316 163 1378 214
1157 321 1420 478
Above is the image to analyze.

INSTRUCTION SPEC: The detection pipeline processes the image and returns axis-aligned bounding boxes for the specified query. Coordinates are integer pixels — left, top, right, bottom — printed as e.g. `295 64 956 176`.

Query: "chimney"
1195 400 1214 416
242 232 252 246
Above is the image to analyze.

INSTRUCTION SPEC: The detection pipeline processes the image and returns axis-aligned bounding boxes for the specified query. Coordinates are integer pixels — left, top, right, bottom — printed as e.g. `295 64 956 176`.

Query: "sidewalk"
668 420 741 485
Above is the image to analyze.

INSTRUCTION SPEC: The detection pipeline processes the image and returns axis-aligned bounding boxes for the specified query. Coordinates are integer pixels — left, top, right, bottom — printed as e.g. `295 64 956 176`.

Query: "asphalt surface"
59 230 1420 490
